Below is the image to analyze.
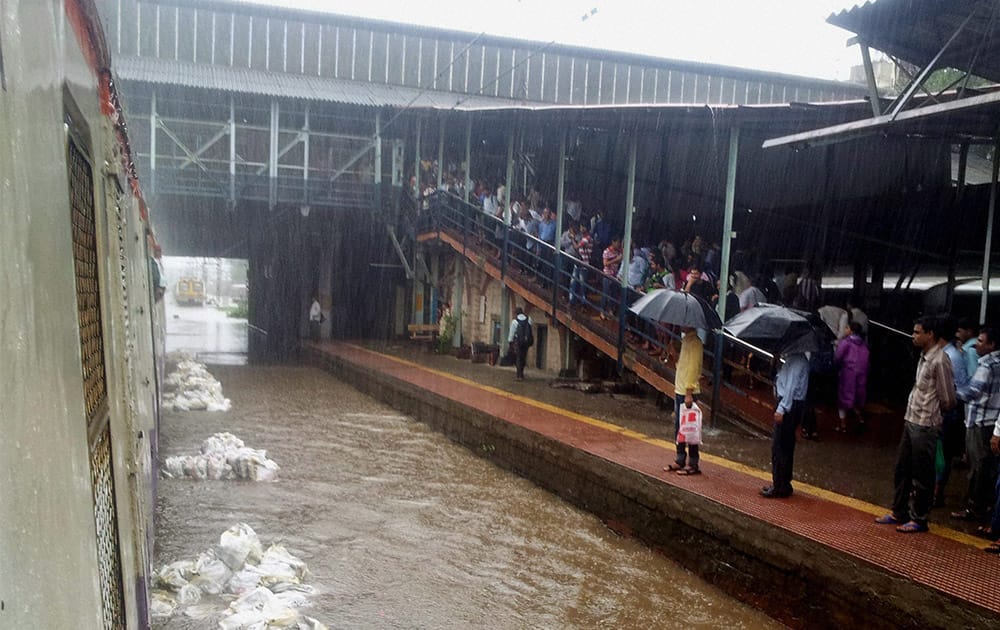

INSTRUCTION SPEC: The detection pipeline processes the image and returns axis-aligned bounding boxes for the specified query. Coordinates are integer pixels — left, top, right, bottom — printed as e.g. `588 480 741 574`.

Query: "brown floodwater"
153 365 781 629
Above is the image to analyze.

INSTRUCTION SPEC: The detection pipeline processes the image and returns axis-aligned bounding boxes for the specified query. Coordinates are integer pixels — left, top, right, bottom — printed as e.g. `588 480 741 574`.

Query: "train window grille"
68 132 126 629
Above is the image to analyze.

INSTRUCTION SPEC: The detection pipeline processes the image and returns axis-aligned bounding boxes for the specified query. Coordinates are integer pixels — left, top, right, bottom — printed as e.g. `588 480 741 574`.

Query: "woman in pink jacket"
835 321 870 432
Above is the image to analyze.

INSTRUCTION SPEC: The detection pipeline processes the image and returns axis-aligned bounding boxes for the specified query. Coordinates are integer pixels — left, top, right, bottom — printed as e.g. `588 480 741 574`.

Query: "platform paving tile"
320 341 1000 614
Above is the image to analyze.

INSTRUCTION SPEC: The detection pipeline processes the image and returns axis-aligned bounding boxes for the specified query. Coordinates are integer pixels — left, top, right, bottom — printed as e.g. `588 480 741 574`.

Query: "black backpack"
514 319 534 348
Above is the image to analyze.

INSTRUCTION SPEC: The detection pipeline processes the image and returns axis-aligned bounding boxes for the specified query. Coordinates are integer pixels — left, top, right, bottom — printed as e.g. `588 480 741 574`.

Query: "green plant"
437 312 456 353
226 302 249 319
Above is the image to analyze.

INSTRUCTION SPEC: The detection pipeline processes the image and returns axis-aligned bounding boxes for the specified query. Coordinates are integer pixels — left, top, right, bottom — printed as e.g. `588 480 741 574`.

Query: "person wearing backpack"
508 307 534 380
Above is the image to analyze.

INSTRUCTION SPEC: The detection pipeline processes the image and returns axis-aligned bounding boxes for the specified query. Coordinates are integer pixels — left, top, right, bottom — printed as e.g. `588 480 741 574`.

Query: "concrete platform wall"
309 347 994 630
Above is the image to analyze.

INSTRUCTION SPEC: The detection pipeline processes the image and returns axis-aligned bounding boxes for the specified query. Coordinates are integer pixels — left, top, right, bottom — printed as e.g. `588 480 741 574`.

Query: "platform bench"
407 324 438 341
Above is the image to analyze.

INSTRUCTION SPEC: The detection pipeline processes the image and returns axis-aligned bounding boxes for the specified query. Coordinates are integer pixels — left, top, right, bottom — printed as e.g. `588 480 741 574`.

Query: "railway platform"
306 339 999 629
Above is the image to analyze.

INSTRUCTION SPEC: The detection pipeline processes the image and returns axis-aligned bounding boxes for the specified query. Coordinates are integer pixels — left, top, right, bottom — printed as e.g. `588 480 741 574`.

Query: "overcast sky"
238 0 866 81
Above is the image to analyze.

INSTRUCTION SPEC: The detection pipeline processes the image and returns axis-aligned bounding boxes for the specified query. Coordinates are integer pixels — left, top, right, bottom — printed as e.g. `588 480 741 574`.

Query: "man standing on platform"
877 316 955 533
952 326 1000 522
508 307 533 381
761 352 810 498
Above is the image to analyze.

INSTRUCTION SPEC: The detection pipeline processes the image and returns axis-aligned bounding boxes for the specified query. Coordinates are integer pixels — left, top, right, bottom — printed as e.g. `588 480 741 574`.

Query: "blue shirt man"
762 353 810 498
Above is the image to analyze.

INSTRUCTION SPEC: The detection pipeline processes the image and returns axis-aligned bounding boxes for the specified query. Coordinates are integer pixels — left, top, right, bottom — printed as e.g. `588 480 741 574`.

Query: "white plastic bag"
677 402 703 446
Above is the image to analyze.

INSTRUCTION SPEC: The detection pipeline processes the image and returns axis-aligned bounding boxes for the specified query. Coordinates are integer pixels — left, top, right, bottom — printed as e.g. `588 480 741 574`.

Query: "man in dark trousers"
877 316 956 533
761 352 810 498
508 307 533 380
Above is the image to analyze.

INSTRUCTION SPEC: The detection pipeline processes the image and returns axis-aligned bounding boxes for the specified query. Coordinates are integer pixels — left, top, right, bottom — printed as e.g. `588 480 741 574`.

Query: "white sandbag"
218 523 263 569
218 609 269 630
177 583 202 605
149 591 177 619
296 617 329 630
226 587 299 628
260 545 310 581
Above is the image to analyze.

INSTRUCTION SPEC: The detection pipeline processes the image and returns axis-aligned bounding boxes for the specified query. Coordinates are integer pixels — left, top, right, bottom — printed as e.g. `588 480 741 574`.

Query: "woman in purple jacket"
835 321 870 432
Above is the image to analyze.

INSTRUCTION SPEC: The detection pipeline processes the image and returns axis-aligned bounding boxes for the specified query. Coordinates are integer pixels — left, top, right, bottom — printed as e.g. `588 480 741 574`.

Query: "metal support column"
552 128 566 320
617 129 637 374
859 43 882 118
228 96 236 204
980 139 1000 324
437 116 445 190
374 110 383 224
414 117 422 206
464 116 472 204
712 125 740 426
149 91 157 194
453 259 464 348
500 116 515 349
946 142 969 312
268 99 279 209
302 104 310 205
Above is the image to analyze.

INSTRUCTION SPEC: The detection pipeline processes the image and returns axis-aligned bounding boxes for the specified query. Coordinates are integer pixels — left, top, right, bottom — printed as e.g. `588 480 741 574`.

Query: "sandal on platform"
664 463 684 472
875 514 903 525
985 543 1000 554
676 467 701 476
896 521 928 534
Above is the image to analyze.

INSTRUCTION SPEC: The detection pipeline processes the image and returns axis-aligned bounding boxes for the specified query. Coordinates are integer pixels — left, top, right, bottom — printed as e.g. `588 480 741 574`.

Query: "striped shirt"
905 343 956 428
957 350 1000 428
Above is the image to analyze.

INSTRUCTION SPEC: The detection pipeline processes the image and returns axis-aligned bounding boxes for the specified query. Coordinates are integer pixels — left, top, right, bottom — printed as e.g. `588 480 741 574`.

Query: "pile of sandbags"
162 432 280 482
162 351 232 412
151 523 325 629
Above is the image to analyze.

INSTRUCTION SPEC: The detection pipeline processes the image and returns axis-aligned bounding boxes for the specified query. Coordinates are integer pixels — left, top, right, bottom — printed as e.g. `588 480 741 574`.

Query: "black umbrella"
724 303 823 354
629 288 723 330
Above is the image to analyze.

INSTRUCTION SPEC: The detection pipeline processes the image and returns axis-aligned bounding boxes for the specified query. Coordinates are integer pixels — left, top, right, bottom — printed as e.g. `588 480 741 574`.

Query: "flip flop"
985 543 1000 554
976 525 996 539
676 467 702 476
663 463 684 472
896 521 929 534
875 514 903 525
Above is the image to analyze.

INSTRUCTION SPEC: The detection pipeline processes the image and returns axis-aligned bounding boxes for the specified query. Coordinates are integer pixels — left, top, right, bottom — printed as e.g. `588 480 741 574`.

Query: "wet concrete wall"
310 348 995 630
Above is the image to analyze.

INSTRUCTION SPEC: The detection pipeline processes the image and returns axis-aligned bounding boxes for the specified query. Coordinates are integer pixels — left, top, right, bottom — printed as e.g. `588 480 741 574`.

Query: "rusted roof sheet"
828 0 1000 83
113 55 532 110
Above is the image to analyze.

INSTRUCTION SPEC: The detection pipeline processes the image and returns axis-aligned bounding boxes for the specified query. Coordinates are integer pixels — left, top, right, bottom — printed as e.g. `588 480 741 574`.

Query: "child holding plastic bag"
675 401 703 474
665 327 704 475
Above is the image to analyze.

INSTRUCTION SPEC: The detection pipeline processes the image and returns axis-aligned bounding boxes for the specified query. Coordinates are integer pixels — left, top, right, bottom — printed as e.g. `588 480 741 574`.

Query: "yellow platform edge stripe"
340 343 988 549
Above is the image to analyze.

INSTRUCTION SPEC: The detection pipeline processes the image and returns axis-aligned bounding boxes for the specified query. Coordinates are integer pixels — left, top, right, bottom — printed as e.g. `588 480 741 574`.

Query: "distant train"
174 277 206 306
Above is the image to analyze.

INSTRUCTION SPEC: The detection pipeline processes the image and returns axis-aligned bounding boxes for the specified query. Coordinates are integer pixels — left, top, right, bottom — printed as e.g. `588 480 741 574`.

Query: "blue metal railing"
420 193 750 385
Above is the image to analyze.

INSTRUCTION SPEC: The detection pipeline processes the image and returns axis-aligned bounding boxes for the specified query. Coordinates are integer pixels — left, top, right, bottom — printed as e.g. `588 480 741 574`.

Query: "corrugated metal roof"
828 0 1000 84
113 56 533 110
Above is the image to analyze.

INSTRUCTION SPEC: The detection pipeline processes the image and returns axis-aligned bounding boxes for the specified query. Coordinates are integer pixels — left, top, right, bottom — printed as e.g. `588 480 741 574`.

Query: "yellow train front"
174 278 206 306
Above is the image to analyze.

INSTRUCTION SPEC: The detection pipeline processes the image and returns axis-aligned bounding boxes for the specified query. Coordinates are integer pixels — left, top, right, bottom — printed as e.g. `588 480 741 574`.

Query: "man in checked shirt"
877 316 956 533
951 326 1000 524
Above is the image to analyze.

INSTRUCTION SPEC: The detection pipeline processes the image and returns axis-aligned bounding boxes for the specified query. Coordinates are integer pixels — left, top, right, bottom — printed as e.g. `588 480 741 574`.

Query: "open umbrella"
724 303 824 354
629 288 723 330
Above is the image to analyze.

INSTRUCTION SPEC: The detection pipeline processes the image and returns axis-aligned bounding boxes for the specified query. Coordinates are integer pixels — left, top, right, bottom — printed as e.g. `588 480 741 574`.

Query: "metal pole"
618 129 637 374
712 125 740 426
553 128 567 320
414 117 422 205
464 116 472 204
437 115 445 190
374 110 382 185
229 96 236 204
269 99 279 209
149 90 157 195
501 116 515 349
946 142 969 312
303 104 310 203
980 139 1000 324
453 259 464 348
859 43 882 118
